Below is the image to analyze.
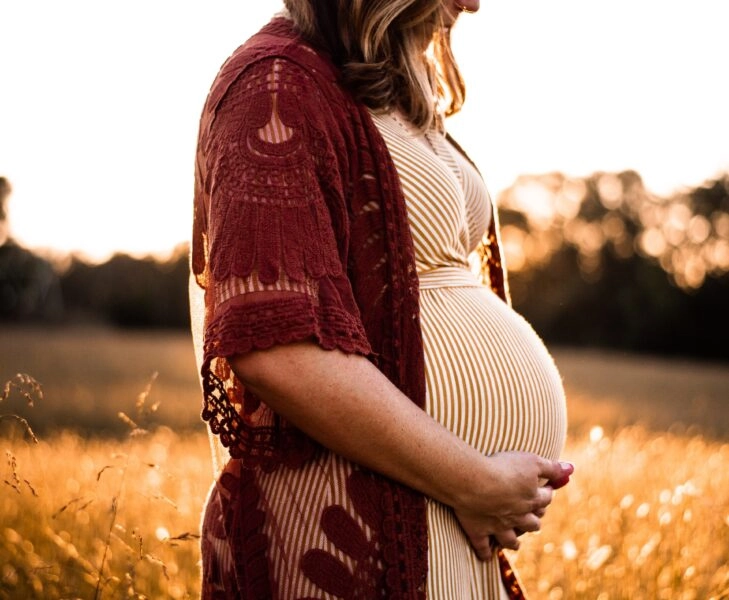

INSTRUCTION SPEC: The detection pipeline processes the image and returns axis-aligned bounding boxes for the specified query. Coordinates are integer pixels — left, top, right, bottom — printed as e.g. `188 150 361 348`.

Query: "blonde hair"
283 0 466 130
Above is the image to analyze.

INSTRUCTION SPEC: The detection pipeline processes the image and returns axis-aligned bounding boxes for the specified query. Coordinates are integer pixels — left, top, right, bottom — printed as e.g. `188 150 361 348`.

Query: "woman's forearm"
229 340 565 524
232 340 491 507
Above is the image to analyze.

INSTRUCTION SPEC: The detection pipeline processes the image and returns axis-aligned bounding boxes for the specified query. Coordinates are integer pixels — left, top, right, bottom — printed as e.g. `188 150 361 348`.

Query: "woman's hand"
452 452 573 560
231 342 574 562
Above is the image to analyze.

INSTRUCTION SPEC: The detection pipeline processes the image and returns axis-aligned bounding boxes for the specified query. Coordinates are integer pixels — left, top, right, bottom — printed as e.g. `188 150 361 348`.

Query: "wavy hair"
283 0 466 130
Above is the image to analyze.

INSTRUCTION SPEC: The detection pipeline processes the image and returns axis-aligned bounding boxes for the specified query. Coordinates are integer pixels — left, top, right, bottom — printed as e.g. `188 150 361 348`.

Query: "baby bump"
419 284 567 461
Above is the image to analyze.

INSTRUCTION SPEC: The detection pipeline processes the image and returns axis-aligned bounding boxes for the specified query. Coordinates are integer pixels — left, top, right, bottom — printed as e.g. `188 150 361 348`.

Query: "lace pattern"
192 17 520 599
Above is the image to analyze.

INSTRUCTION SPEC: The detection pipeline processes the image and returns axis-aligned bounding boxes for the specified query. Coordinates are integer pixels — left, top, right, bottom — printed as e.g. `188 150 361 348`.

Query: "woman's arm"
230 340 571 560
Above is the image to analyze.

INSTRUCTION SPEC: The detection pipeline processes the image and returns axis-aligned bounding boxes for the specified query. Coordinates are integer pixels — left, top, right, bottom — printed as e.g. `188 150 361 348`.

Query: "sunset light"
2 4 728 599
1 0 727 261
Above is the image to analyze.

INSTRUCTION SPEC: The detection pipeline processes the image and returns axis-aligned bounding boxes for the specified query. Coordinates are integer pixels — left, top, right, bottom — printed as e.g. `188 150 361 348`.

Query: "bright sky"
1 0 727 262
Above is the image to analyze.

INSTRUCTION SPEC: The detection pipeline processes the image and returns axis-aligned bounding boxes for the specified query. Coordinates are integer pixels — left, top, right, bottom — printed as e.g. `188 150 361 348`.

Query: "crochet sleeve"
199 57 372 361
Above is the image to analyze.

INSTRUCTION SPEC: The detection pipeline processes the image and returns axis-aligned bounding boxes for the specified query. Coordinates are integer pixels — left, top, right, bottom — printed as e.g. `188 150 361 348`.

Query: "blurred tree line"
0 176 189 328
59 249 190 328
1 172 728 360
498 170 729 361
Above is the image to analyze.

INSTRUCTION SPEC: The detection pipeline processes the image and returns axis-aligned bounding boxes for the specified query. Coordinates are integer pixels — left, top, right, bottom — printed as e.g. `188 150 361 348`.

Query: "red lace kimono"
191 17 522 600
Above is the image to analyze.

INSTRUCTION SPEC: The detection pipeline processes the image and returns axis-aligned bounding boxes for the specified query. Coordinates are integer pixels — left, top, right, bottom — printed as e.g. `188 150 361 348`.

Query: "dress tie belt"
417 266 482 290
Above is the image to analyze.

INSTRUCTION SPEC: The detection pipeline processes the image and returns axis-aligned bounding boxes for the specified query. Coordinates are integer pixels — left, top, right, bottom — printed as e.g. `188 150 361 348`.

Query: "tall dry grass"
512 426 729 599
1 326 728 598
1 368 210 599
2 429 209 599
4 425 728 598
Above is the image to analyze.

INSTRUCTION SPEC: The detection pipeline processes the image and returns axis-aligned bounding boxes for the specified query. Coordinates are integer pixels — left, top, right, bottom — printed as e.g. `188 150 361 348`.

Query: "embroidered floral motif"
194 16 519 600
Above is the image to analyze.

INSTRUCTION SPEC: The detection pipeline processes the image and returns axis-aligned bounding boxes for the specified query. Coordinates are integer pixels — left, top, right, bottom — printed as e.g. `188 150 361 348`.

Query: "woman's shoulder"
204 17 339 115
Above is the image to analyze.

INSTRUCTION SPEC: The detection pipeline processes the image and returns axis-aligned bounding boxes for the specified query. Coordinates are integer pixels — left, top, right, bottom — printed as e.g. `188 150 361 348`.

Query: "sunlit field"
1 429 209 599
1 326 728 599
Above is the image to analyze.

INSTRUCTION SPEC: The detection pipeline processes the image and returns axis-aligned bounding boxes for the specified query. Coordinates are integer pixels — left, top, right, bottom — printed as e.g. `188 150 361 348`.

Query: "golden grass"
1 326 729 598
3 427 728 599
512 427 729 599
0 325 203 437
1 429 210 599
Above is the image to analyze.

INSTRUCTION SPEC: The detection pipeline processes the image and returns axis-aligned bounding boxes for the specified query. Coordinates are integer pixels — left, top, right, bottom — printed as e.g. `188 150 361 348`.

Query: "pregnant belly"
419 284 567 461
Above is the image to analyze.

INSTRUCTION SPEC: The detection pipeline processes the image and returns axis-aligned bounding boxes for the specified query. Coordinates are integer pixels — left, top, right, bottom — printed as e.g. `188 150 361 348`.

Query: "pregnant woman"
189 1 572 598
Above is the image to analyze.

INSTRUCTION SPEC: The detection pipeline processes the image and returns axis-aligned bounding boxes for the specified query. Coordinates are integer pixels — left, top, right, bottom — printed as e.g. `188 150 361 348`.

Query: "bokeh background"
1 1 728 598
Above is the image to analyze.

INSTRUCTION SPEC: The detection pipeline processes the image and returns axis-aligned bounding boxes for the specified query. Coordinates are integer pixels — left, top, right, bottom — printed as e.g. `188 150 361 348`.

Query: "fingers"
469 535 493 561
547 473 571 490
537 457 568 481
537 484 554 506
493 530 519 551
514 512 541 533
538 458 575 487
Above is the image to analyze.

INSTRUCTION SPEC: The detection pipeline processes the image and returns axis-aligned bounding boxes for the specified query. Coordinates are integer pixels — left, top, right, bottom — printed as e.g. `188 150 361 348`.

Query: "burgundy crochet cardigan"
191 17 522 599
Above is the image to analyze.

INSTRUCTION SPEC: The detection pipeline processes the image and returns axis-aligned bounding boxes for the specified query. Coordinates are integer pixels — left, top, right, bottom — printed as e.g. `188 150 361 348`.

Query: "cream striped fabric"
216 271 318 305
370 111 568 599
259 59 295 143
372 113 492 276
208 108 567 599
255 453 374 598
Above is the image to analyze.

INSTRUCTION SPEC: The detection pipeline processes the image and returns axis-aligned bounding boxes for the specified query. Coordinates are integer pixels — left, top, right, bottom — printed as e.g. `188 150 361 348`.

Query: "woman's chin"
457 0 480 13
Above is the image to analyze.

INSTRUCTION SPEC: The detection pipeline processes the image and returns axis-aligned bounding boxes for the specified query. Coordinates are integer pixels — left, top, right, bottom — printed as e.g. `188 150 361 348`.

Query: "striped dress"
198 101 567 599
370 111 568 599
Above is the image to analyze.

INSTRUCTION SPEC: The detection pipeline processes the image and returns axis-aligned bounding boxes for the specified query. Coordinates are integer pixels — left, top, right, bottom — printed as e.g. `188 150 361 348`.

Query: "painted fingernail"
548 475 570 489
